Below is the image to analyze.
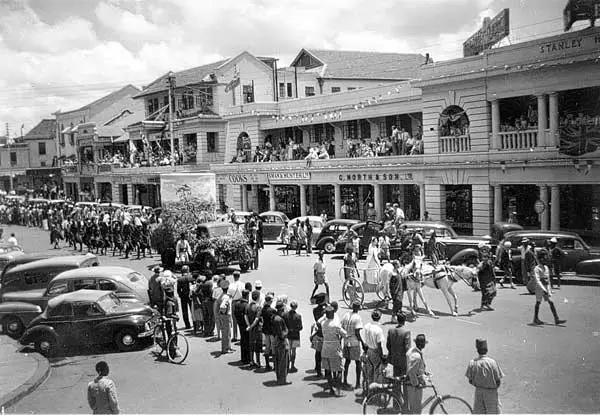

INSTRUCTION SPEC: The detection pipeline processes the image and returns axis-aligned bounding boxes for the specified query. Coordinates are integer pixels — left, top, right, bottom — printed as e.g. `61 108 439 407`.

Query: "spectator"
87 361 120 414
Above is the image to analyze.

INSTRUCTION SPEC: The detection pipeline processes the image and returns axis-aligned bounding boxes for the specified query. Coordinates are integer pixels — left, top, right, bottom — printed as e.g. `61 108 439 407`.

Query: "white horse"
402 261 477 317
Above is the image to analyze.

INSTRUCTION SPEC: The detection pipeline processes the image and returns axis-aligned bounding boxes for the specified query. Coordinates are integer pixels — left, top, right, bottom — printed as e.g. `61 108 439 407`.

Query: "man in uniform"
465 339 504 414
406 333 428 414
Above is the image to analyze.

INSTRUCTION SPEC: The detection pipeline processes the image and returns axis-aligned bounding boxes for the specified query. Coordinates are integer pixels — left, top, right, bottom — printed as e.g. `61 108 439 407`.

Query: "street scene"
1 0 600 414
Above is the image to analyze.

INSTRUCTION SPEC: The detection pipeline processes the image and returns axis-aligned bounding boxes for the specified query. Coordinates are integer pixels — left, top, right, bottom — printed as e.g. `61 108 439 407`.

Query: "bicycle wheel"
153 326 166 354
429 395 473 414
342 278 364 307
362 390 402 415
167 333 189 364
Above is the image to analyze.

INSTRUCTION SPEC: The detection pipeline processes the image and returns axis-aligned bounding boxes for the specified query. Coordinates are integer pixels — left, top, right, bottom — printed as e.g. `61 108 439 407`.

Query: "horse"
402 261 477 317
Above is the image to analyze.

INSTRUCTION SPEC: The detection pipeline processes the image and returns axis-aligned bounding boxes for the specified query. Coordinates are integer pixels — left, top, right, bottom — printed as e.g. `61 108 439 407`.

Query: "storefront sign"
338 172 414 183
267 172 311 182
539 32 600 54
463 9 510 57
224 173 259 184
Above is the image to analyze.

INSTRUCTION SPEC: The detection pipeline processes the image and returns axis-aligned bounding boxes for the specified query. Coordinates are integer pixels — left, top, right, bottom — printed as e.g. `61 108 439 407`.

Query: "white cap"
255 280 263 288
550 237 558 244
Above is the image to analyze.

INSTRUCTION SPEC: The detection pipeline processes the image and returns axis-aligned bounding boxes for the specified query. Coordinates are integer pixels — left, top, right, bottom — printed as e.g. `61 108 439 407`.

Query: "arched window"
439 105 470 137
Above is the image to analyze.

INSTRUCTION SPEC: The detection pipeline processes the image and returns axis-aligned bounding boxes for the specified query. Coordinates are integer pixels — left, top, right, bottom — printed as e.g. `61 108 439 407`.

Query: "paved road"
5 225 600 413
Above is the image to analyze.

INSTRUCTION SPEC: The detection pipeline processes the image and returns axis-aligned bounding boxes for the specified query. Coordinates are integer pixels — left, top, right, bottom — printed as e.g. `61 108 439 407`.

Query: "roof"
48 289 113 308
6 254 97 274
54 266 136 281
23 119 56 141
59 85 141 115
290 48 425 80
135 59 230 98
504 230 583 239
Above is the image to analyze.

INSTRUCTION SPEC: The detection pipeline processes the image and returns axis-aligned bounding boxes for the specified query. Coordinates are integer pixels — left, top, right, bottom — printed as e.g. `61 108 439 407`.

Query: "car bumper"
138 329 154 338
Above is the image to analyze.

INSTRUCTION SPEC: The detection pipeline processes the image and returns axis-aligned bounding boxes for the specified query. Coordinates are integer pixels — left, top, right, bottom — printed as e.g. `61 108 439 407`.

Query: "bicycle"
362 373 472 414
152 315 190 364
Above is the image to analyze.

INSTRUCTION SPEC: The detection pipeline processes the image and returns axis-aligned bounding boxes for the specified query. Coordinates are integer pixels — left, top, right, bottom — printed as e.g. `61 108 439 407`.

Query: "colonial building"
23 119 61 197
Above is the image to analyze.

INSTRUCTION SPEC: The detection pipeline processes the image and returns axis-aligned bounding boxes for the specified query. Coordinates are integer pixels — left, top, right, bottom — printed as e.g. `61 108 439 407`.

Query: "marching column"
334 184 341 219
540 185 549 230
269 185 276 211
550 184 560 231
299 184 307 217
494 185 502 224
373 184 382 221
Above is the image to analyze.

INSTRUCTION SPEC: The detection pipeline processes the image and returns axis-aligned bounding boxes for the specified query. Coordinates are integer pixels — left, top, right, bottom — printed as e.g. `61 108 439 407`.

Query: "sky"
0 0 587 137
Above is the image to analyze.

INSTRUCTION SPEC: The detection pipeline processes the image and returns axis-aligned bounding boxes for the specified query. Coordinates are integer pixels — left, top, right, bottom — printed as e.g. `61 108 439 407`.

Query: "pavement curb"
0 343 51 410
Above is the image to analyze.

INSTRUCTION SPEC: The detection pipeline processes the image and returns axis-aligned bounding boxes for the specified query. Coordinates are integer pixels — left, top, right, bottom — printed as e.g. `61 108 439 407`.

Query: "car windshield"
97 294 120 312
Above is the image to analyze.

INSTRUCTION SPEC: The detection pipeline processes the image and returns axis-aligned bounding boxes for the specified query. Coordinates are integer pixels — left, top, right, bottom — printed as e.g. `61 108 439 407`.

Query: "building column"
241 185 248 211
537 94 547 147
127 184 135 206
419 183 427 220
8 175 14 192
491 99 500 149
539 185 549 230
550 184 560 231
548 92 559 148
472 184 493 236
494 185 502 223
334 184 341 219
269 185 276 211
424 184 444 223
358 185 365 220
373 184 382 221
299 184 307 216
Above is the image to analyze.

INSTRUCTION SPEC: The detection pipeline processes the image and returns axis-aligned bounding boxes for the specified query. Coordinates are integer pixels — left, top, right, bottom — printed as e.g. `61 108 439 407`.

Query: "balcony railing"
499 129 541 150
439 135 471 153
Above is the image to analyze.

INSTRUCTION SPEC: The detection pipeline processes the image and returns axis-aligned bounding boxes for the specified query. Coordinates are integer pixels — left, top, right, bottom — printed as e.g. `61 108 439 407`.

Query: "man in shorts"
321 306 347 396
283 300 303 372
311 251 330 300
341 300 364 390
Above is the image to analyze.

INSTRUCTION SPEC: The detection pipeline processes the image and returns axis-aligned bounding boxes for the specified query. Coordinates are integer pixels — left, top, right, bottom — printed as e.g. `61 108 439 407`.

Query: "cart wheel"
342 278 364 308
375 282 388 301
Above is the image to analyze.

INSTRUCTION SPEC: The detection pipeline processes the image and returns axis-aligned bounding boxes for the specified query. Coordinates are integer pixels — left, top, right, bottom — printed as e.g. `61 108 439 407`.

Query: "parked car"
335 222 367 253
316 219 359 253
125 204 152 216
576 259 600 278
0 266 149 338
19 290 159 356
0 252 51 278
360 220 497 264
192 222 256 273
501 230 600 282
0 253 99 298
258 211 289 242
490 222 524 241
287 216 325 247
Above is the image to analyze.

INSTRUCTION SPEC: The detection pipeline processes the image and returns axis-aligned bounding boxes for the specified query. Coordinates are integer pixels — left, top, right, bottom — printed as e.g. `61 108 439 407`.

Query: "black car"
335 222 367 254
316 219 360 253
20 290 159 356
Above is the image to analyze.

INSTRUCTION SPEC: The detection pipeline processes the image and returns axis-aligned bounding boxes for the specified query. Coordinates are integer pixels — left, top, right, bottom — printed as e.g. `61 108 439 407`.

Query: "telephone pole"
167 71 176 167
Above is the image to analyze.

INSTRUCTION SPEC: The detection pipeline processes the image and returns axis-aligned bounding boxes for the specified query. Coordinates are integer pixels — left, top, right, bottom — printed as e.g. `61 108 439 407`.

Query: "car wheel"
239 262 250 272
115 328 139 352
323 241 336 254
34 335 55 357
2 316 24 339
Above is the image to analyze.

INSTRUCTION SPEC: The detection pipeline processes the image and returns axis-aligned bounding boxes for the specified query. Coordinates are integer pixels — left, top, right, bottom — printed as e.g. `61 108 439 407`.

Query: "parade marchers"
0 198 157 259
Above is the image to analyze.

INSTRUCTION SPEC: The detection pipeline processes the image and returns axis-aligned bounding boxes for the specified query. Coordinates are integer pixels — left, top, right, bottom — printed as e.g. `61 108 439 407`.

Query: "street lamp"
166 71 176 166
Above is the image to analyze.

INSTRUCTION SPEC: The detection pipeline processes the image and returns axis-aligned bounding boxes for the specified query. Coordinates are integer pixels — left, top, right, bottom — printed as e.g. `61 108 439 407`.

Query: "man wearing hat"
548 237 564 289
229 271 245 342
254 280 265 307
321 305 347 395
283 301 303 373
272 301 291 385
466 339 504 414
148 266 164 311
521 238 536 289
406 333 428 414
217 279 233 354
361 310 385 395
177 265 194 330
341 300 364 390
497 241 516 289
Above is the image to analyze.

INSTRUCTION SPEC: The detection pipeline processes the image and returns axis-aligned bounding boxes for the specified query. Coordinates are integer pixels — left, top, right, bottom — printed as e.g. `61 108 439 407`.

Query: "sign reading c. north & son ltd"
338 172 414 183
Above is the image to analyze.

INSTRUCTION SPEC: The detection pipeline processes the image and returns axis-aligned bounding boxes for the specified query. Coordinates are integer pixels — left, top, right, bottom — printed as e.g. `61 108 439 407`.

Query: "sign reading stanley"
267 172 311 182
463 9 510 57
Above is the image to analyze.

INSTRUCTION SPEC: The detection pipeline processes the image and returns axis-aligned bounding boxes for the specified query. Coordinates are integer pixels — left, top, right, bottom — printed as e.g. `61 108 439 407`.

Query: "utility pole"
166 71 176 167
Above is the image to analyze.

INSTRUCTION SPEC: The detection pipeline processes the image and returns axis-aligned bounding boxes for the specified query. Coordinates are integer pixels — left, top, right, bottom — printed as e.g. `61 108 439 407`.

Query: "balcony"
439 135 471 153
499 129 544 150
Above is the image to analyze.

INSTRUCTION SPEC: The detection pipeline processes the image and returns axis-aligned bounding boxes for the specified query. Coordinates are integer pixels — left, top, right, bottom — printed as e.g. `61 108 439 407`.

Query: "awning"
61 126 72 134
113 131 130 143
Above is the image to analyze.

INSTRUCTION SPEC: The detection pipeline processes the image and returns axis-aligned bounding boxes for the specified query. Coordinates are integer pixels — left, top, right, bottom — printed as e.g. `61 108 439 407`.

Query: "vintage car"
0 266 148 338
360 220 498 264
0 252 51 276
258 211 289 243
19 290 159 356
315 219 360 253
335 222 367 253
0 253 99 298
192 222 256 273
576 259 600 278
490 222 524 241
501 230 600 282
287 216 325 247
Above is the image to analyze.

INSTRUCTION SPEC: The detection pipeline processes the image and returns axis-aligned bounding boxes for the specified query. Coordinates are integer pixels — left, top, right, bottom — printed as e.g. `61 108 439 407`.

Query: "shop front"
501 184 540 228
273 185 300 217
560 184 600 244
381 184 421 220
444 185 473 235
306 184 334 218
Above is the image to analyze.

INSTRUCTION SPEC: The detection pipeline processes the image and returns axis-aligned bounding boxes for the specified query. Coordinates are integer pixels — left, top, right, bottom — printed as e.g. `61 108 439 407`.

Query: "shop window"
287 83 293 98
10 152 17 167
439 106 469 137
305 86 315 97
331 87 341 93
184 133 197 162
207 132 218 153
445 185 473 235
243 84 254 103
38 142 46 155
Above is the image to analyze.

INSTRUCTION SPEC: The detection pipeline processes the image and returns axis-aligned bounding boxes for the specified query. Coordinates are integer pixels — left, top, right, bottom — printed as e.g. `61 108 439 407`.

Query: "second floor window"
279 83 285 99
69 133 75 146
243 84 254 103
314 124 324 142
345 120 358 140
287 83 293 98
331 87 341 93
207 132 218 153
196 87 213 109
305 86 315 97
10 152 17 166
181 91 194 110
38 142 46 155
360 119 371 139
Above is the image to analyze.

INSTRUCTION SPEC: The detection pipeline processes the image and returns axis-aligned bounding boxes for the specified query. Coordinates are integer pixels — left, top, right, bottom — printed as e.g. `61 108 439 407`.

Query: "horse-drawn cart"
339 265 389 308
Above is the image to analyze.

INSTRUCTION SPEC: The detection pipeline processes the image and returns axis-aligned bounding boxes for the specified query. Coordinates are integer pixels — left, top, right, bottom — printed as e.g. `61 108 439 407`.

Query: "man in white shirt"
393 203 405 225
341 301 364 389
362 310 385 394
228 271 245 342
218 280 233 354
7 233 18 246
